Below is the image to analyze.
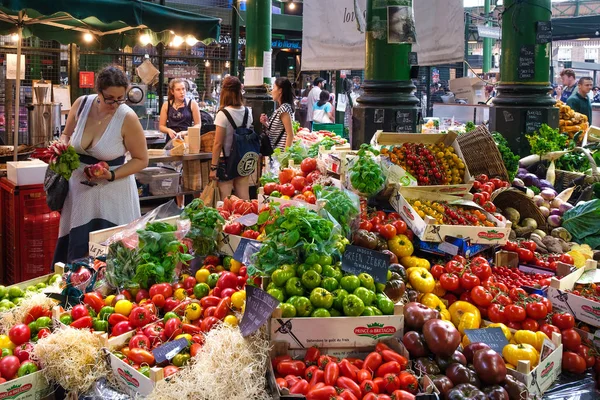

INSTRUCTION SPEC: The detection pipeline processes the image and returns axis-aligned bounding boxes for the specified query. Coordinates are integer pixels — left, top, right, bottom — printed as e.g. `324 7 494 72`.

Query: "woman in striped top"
260 77 295 151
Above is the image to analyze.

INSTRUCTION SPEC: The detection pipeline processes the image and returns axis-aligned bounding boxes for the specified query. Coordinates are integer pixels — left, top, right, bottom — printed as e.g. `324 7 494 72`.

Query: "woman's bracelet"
108 170 116 182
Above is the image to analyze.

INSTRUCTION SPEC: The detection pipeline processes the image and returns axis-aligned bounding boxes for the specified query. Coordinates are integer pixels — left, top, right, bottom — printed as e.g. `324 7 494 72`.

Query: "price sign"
233 237 260 263
395 111 415 133
342 245 390 284
88 242 107 258
518 46 535 80
152 338 189 364
235 213 259 227
525 109 544 133
239 286 280 337
409 52 418 66
465 328 509 354
536 21 552 45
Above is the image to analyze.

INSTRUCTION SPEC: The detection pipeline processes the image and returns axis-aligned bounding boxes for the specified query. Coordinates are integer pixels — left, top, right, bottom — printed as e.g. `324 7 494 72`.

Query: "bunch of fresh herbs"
526 124 568 157
349 144 385 196
492 132 520 181
181 199 225 256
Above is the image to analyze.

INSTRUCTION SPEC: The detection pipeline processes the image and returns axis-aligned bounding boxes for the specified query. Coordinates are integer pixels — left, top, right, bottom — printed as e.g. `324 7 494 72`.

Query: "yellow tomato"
229 260 242 275
195 269 210 283
486 323 512 342
215 265 225 272
184 303 202 321
231 291 246 309
180 274 190 282
174 288 187 301
408 269 435 293
175 333 193 343
0 335 15 350
432 281 446 297
104 295 115 307
224 315 238 326
114 300 133 316
281 195 291 200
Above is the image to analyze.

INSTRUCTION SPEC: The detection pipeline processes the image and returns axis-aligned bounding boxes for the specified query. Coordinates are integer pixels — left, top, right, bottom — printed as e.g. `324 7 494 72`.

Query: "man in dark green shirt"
567 76 593 125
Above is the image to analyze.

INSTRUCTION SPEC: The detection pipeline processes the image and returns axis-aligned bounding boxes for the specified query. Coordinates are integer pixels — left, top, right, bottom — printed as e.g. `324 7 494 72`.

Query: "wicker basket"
491 187 547 232
554 146 599 193
201 131 215 153
456 125 509 181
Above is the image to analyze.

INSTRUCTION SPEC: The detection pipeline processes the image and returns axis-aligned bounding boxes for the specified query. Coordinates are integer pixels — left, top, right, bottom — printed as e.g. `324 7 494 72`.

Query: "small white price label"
88 242 107 258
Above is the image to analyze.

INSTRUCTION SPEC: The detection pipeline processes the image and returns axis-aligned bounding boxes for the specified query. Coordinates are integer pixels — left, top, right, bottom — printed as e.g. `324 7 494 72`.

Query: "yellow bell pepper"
439 308 451 321
513 330 549 352
388 235 414 258
448 301 482 333
408 269 435 293
486 323 512 342
432 281 446 297
502 343 539 370
505 363 516 370
405 266 428 278
462 334 471 347
401 256 430 270
0 335 15 350
420 293 444 309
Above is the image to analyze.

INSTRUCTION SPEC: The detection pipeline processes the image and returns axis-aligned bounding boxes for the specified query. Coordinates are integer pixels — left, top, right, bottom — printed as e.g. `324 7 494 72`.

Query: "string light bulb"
185 36 199 46
83 33 94 43
205 60 210 67
10 33 18 42
289 2 296 10
139 34 151 46
225 61 230 68
172 35 184 47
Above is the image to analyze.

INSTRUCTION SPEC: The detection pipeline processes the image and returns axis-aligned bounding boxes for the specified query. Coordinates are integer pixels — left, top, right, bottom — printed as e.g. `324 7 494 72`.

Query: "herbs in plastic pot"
348 144 385 197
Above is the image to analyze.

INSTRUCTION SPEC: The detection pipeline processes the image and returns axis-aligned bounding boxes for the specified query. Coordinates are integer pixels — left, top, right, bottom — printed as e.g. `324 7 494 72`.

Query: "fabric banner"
301 0 464 71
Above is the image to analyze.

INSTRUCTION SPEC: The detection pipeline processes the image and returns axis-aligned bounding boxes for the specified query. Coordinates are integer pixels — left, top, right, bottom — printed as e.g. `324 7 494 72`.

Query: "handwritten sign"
518 46 535 80
240 286 280 337
465 328 509 354
525 109 544 134
88 242 107 258
395 111 415 133
409 52 418 66
152 338 189 364
536 21 552 45
235 213 259 227
342 245 390 284
233 237 260 264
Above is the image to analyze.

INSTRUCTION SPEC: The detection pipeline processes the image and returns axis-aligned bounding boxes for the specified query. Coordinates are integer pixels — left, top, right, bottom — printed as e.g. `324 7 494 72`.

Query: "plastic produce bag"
78 378 131 400
316 186 360 238
542 371 600 400
346 145 386 198
180 198 225 257
164 136 187 156
272 140 308 169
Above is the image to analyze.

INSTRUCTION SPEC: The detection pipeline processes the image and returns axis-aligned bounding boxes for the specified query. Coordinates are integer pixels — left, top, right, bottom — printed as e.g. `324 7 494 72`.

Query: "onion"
538 206 550 218
525 188 535 198
533 195 545 206
550 197 564 209
540 188 557 200
521 218 538 229
523 173 540 187
513 178 525 187
518 167 528 177
559 202 574 214
548 215 562 227
539 179 555 190
540 201 551 209
550 208 562 216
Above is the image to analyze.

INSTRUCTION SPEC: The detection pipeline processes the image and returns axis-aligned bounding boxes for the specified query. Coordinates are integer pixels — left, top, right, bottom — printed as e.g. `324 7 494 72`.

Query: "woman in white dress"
53 66 148 264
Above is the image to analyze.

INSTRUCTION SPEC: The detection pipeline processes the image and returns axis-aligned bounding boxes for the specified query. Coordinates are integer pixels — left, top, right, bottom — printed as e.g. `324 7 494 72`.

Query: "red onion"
538 206 550 218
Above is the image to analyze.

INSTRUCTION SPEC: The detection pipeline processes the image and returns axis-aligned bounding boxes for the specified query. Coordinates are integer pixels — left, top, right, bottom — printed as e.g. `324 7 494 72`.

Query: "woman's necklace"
173 100 184 109
95 103 112 126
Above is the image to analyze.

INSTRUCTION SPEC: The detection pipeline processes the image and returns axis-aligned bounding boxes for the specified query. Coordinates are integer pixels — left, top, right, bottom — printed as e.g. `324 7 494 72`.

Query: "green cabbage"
562 199 600 241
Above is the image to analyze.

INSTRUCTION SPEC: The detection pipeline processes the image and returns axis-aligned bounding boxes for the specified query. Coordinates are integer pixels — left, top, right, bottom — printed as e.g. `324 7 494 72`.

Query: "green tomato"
358 273 376 291
296 264 309 278
334 241 347 254
321 277 339 292
311 308 331 318
285 277 305 297
387 270 393 281
17 361 38 377
12 298 23 306
272 268 295 287
301 270 322 291
361 307 376 316
35 316 52 329
270 191 281 198
307 264 323 275
48 274 61 285
354 287 375 306
286 296 300 306
294 296 314 317
377 296 395 315
25 286 37 293
172 353 191 367
138 366 150 378
0 286 6 299
373 307 383 316
193 283 210 299
98 306 115 321
319 255 333 267
163 312 181 323
343 294 365 316
329 309 342 317
1 348 12 358
28 321 38 335
305 253 320 265
340 275 361 293
267 288 285 303
266 281 279 292
322 265 336 278
309 288 333 309
8 287 23 298
93 319 109 332
332 289 349 312
59 315 73 325
35 282 47 290
280 303 297 318
376 283 386 293
331 269 343 282
207 273 220 288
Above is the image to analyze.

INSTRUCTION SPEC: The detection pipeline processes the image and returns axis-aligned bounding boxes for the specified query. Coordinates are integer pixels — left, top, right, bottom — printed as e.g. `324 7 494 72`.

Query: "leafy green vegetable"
50 145 80 180
314 186 359 237
181 199 225 256
259 171 279 186
526 124 568 157
528 185 541 195
349 144 385 197
562 199 600 241
465 122 476 133
273 141 307 169
292 120 301 134
492 132 520 181
308 137 336 158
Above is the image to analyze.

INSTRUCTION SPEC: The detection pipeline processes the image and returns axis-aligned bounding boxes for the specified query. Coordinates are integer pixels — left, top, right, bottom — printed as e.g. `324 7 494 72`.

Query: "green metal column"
245 0 272 84
490 0 558 156
335 70 344 124
483 0 492 74
230 0 240 78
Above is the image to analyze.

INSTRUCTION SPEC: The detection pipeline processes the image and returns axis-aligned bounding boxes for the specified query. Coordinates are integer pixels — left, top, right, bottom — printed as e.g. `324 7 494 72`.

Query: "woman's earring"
97 98 101 104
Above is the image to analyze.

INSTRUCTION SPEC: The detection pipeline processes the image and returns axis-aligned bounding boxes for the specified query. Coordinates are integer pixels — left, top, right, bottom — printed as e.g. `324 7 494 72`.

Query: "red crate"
0 178 60 285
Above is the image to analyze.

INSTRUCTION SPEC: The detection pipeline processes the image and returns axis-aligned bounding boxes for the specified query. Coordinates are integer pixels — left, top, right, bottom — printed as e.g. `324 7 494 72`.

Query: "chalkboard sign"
341 244 390 284
152 338 189 364
525 109 544 133
409 52 418 66
536 21 552 45
233 237 260 263
395 111 415 133
518 46 535 80
240 286 280 337
464 327 509 354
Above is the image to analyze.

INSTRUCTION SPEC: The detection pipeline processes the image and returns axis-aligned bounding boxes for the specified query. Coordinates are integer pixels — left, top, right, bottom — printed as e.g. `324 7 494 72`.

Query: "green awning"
0 0 221 45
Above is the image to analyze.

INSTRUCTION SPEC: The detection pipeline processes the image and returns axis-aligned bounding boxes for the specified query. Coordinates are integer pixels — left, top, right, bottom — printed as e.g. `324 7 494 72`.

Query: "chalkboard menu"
239 286 280 337
152 338 189 364
525 109 544 133
395 111 415 133
536 21 552 45
409 52 418 66
464 328 509 354
341 244 390 284
518 46 535 80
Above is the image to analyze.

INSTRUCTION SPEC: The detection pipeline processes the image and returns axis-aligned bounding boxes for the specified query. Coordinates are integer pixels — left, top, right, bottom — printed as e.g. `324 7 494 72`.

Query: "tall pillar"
483 0 492 74
489 0 558 156
230 0 240 78
244 0 274 134
351 0 420 148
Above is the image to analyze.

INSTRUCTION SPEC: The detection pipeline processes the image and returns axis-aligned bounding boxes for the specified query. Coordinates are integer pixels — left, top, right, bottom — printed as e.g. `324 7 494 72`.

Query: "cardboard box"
270 304 404 350
217 232 260 257
507 332 563 397
0 370 52 400
371 131 474 194
258 188 321 212
416 236 493 258
390 187 511 245
449 77 487 105
7 160 47 186
105 349 163 398
548 260 600 327
318 149 357 177
9 263 64 292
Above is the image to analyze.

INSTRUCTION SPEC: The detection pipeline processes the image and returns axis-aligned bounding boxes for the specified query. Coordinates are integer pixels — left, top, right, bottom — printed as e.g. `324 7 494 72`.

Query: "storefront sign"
79 71 95 88
272 39 302 50
477 25 501 40
164 66 198 79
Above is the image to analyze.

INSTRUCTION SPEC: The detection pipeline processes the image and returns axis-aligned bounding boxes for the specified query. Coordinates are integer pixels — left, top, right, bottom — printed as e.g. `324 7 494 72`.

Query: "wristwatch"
108 170 116 182
210 164 218 171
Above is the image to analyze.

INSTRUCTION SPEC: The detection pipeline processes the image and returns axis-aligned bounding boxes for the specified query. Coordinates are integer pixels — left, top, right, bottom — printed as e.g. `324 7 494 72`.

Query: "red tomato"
445 260 464 275
291 176 307 191
509 287 527 302
306 385 337 400
471 263 492 282
356 369 372 383
37 328 51 339
563 352 587 374
360 220 373 232
0 356 20 379
375 361 401 378
577 345 596 368
128 348 155 366
379 224 397 240
164 318 183 339
129 307 153 328
289 379 310 395
398 371 419 394
525 302 548 320
324 362 340 386
306 171 321 184
8 324 30 346
129 334 151 350
360 379 379 396
391 220 407 235
200 316 220 332
559 254 574 265
336 377 361 399
552 313 576 330
163 365 179 378
151 294 166 308
111 321 134 337
278 168 295 184
470 286 493 307
301 158 317 173
305 193 317 204
502 241 519 252
522 319 539 332
280 183 296 197
149 283 173 299
363 352 383 374
459 273 480 291
83 292 105 313
562 329 582 352
430 265 445 280
439 273 460 292
505 304 526 322
517 248 534 263
390 390 415 400
539 324 561 338
263 182 278 195
521 240 537 252
277 360 306 377
71 304 90 321
382 373 401 393
339 359 359 381
506 321 523 330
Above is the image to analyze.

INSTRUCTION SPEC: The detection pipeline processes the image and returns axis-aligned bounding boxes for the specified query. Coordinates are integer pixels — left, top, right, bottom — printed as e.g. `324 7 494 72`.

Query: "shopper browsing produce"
567 77 593 125
260 77 296 151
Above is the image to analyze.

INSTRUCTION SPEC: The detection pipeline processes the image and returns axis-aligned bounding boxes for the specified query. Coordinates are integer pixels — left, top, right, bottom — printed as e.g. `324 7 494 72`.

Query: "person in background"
260 77 295 151
567 76 593 125
593 86 600 103
557 69 577 102
210 76 253 200
53 66 148 264
312 90 335 123
306 77 325 128
159 78 201 139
